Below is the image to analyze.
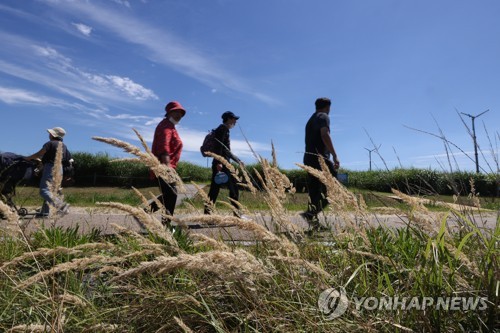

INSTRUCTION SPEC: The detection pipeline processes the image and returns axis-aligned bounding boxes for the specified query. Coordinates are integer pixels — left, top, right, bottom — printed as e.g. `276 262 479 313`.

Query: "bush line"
55 152 498 196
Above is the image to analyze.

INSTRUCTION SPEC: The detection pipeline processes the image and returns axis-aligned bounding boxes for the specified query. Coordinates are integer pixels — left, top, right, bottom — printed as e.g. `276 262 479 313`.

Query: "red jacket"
151 118 183 169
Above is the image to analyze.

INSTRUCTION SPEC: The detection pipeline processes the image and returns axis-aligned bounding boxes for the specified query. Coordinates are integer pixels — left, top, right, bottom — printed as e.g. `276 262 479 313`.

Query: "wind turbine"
364 145 381 171
460 109 489 173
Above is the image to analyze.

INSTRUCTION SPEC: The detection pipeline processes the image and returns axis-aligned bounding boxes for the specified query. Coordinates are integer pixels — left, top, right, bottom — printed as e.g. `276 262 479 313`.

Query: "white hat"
47 127 66 139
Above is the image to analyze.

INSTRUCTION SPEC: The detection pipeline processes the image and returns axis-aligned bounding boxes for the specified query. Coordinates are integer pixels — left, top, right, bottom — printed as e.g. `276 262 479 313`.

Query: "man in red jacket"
151 101 186 220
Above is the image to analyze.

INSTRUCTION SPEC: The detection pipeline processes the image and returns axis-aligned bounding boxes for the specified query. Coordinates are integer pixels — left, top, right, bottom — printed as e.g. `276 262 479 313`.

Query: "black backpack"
62 149 75 186
200 129 217 157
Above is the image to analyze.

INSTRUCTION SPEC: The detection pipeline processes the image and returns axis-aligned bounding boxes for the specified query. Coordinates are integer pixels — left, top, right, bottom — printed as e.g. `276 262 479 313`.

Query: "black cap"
222 111 240 121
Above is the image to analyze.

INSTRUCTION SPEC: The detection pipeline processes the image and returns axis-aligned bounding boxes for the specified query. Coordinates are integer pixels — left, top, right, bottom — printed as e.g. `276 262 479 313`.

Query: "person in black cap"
204 111 243 215
301 97 340 231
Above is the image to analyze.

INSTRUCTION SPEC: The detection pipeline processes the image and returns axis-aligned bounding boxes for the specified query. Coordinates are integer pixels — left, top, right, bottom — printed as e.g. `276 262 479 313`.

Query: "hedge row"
345 169 499 197
69 153 498 196
71 152 210 187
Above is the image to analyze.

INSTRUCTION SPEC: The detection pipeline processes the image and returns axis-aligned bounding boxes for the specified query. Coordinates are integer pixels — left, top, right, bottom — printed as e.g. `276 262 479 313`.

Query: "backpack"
62 159 74 178
62 158 75 186
200 129 217 157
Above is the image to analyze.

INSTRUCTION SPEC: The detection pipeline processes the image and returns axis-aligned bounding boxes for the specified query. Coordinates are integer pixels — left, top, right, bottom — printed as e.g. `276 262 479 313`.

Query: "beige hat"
47 127 66 139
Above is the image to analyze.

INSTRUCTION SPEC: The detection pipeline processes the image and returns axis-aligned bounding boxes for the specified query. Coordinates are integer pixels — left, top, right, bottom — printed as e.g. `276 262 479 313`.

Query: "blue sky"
1 0 498 172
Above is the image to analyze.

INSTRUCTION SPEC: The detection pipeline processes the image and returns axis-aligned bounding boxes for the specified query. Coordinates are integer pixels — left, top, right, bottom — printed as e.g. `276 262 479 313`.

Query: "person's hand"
333 158 340 170
160 154 169 165
216 163 223 172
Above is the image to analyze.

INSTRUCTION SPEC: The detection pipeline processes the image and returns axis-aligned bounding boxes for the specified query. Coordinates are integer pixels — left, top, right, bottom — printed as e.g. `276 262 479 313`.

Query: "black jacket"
212 124 240 165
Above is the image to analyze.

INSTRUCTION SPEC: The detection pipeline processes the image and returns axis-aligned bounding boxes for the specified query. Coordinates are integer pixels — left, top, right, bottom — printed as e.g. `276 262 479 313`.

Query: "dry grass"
92 130 185 192
174 316 194 333
96 201 179 252
203 151 242 183
110 249 271 284
8 324 49 333
189 233 230 251
17 255 126 289
247 153 303 241
0 130 496 332
1 242 114 271
47 142 64 215
0 199 20 236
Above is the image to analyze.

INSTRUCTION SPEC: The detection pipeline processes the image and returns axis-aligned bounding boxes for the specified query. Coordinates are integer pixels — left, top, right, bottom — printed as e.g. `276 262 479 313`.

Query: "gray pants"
39 163 65 214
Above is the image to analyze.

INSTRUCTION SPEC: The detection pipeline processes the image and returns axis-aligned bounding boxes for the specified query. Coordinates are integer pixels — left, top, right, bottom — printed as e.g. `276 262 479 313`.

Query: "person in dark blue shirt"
302 98 340 230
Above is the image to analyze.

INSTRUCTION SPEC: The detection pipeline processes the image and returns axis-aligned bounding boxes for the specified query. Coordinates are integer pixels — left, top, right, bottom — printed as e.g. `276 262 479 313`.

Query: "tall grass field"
0 133 498 332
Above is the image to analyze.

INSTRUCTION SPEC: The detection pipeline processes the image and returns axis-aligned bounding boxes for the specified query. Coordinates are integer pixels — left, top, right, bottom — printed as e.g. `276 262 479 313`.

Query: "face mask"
169 117 179 125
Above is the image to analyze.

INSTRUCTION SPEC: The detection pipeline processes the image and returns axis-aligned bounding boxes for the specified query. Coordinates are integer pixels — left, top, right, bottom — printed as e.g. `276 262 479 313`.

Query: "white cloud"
110 0 131 8
33 45 72 67
106 75 158 100
415 151 473 160
116 123 269 161
72 22 92 36
0 39 158 104
104 113 150 121
0 85 159 129
45 0 280 105
0 86 59 105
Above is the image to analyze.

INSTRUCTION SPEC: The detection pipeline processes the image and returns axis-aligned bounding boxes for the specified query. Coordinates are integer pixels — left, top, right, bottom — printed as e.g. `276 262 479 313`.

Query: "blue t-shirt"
41 140 71 165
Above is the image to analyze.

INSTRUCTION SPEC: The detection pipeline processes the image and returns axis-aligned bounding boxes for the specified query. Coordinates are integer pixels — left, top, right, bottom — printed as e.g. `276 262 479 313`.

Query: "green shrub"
348 168 498 197
176 161 212 182
67 153 499 196
71 153 212 187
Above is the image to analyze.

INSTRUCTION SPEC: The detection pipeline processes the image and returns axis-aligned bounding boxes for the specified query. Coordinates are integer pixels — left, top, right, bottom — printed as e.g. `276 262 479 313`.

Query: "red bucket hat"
165 101 186 116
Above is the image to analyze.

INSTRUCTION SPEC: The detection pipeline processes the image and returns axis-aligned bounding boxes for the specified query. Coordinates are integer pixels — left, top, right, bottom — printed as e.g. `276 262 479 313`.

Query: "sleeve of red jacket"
153 125 172 157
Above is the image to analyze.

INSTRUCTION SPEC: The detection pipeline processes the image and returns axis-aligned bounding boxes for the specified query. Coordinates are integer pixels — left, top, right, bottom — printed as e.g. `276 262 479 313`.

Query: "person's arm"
213 126 227 171
219 126 242 165
320 127 340 169
228 150 242 165
156 127 173 167
164 127 174 167
25 147 46 161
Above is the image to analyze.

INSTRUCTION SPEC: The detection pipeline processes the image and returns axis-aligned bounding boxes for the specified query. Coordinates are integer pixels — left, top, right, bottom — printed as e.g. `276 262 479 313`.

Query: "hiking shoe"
305 224 330 236
299 211 319 223
233 211 251 220
57 203 70 216
161 216 172 228
311 224 330 232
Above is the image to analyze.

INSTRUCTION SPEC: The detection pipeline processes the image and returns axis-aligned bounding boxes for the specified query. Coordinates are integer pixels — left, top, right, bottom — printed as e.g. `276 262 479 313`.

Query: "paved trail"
4 184 498 240
15 210 498 241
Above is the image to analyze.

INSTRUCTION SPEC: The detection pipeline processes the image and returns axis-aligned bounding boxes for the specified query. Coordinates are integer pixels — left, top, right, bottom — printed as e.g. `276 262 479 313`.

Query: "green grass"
14 186 162 207
180 188 310 211
1 138 498 332
0 215 497 332
13 185 498 212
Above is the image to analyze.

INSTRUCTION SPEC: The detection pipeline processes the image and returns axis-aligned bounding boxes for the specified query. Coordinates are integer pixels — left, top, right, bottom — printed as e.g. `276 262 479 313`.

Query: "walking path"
3 184 497 240
13 210 498 241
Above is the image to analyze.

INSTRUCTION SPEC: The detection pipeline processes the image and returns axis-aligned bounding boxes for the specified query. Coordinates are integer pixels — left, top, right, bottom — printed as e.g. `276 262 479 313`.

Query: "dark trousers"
152 178 177 216
305 158 337 216
204 164 239 214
